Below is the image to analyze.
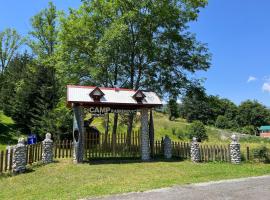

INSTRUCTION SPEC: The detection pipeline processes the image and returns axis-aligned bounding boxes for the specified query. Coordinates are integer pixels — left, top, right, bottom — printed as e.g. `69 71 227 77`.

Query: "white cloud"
262 82 270 93
247 76 257 83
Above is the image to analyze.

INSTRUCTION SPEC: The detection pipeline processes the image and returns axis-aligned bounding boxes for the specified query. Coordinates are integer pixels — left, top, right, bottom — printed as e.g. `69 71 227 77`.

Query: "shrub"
215 115 231 129
241 125 257 135
188 121 208 142
252 145 270 163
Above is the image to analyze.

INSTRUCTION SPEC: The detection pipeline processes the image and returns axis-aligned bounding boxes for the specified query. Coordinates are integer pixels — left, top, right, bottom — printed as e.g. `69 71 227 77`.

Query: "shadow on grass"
87 156 186 165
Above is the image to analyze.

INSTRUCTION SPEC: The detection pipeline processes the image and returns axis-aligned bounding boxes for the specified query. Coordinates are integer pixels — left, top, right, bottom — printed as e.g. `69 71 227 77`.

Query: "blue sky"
0 0 269 106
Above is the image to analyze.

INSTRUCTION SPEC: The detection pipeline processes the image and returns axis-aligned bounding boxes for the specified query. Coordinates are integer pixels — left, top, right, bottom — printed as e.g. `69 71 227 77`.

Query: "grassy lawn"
1 159 270 200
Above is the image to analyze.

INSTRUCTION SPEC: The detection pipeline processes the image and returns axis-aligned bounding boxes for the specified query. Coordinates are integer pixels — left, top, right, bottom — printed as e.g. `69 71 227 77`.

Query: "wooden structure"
67 85 162 163
259 126 270 138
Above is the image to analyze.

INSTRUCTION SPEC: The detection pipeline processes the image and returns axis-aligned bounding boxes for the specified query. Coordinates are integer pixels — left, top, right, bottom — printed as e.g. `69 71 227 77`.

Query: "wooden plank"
8 148 13 171
35 144 38 162
4 149 8 171
0 151 3 173
58 141 61 159
246 146 250 161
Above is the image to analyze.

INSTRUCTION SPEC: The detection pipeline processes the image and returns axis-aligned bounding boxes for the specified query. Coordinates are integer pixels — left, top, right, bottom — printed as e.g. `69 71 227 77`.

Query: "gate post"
42 133 54 164
190 137 200 163
230 134 241 164
141 108 150 161
164 136 172 159
73 104 85 163
12 138 27 174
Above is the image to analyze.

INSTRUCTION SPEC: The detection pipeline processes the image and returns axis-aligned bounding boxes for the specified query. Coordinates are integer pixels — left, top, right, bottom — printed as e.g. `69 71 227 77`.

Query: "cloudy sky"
190 0 270 106
0 0 269 106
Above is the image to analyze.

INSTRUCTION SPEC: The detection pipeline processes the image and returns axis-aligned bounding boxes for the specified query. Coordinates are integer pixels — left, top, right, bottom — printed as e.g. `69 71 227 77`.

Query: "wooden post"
149 109 155 158
72 105 85 163
141 108 150 161
246 146 250 161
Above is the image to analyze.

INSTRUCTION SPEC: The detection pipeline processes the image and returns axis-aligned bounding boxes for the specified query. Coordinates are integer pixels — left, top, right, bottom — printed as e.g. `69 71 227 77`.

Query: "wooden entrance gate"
84 131 142 159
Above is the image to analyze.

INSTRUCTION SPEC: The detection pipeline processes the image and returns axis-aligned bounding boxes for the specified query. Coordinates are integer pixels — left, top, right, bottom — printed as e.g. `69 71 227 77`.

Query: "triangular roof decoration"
89 87 105 101
133 90 146 102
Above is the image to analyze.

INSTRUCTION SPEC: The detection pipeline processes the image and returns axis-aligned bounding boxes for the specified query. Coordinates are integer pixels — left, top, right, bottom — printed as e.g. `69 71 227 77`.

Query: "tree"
168 98 180 120
241 125 257 135
237 100 270 127
29 2 58 59
179 87 211 124
188 120 208 142
0 28 25 73
215 115 231 129
58 0 211 142
0 53 31 116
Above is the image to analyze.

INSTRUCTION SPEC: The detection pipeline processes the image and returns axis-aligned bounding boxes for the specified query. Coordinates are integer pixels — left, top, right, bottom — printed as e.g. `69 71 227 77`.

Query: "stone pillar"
230 134 241 164
12 138 27 174
73 105 85 163
42 133 54 164
190 137 200 163
141 108 150 161
164 136 172 159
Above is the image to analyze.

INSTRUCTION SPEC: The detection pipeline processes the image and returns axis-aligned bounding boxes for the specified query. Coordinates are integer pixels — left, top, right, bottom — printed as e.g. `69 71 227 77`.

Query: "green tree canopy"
58 0 211 95
0 28 25 73
237 100 270 127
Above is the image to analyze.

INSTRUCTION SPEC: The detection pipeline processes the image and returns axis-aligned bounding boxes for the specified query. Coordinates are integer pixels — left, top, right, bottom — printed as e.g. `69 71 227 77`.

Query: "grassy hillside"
1 110 270 151
90 111 270 152
90 111 227 142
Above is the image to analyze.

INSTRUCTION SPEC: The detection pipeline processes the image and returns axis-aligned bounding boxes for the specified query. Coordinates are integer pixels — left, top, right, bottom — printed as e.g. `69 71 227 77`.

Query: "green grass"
0 159 270 200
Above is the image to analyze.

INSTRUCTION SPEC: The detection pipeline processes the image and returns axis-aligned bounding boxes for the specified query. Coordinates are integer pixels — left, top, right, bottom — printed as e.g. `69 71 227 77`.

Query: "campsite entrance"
67 85 163 163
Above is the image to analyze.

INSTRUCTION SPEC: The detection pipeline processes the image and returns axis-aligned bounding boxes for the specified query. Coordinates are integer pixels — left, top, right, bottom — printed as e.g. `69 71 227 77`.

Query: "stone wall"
190 137 200 163
12 138 27 174
164 136 172 159
42 133 54 164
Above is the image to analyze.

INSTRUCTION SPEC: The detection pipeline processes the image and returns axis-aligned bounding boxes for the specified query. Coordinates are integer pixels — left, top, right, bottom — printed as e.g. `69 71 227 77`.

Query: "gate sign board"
67 85 162 110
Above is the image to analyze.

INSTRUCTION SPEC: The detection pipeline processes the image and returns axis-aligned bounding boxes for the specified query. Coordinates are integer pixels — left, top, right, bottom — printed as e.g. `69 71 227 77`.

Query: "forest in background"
0 0 269 141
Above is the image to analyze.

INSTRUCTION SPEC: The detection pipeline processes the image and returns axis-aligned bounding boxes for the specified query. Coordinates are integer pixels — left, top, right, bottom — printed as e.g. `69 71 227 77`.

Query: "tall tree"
237 100 270 127
58 0 211 141
29 2 58 59
0 28 24 73
28 1 59 109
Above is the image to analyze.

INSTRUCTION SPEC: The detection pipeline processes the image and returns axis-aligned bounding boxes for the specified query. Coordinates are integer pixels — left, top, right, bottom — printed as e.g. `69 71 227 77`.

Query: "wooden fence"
199 144 230 162
0 134 254 174
172 141 190 159
0 142 44 174
84 131 141 159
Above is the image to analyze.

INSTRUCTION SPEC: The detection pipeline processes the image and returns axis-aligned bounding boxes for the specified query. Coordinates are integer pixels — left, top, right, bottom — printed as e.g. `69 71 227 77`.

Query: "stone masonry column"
164 136 172 159
73 105 85 163
190 137 200 163
230 134 241 164
141 108 150 161
42 133 54 164
12 138 27 174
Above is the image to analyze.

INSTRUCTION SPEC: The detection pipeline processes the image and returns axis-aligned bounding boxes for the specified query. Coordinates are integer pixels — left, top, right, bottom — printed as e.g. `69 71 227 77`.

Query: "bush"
252 145 270 163
241 125 257 135
215 115 231 129
188 121 208 142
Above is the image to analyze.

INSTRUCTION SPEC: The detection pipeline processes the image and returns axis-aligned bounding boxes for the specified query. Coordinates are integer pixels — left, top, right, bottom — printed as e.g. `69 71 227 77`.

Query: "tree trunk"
104 113 109 146
149 109 154 158
112 113 118 155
